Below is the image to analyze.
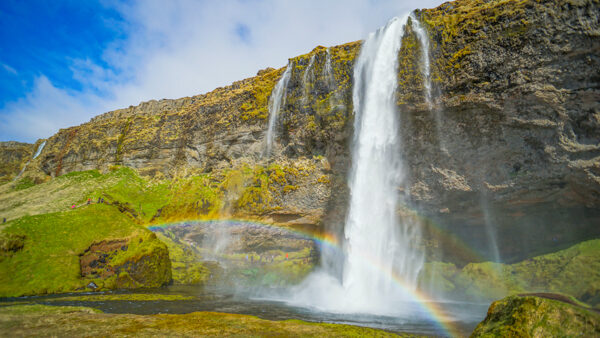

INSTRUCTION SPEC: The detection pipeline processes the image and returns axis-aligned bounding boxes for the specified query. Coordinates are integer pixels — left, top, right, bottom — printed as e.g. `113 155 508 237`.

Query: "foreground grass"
0 204 168 297
0 304 406 337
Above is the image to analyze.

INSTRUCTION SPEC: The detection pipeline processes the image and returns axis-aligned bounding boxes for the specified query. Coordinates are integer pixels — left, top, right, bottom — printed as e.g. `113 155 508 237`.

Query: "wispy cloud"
1 63 17 75
0 0 444 142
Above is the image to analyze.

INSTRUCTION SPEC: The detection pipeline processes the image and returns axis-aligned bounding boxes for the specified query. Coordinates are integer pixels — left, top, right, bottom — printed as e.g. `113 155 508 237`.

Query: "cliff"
2 0 600 266
0 142 34 184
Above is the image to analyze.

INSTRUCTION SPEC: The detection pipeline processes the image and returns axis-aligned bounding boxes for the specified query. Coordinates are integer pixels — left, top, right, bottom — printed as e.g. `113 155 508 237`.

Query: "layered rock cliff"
4 0 600 265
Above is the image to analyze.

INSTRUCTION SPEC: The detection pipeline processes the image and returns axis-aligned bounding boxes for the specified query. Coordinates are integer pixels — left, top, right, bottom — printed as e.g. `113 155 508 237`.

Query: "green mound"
471 295 600 337
420 239 600 307
0 204 171 297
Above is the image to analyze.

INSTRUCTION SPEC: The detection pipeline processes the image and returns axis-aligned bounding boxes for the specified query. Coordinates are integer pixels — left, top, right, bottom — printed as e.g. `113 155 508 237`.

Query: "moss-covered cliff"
0 0 599 299
0 142 34 184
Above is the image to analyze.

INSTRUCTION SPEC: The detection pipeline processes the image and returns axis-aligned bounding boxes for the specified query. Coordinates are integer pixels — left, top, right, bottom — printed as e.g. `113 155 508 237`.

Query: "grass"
0 304 406 337
0 204 169 297
420 239 600 307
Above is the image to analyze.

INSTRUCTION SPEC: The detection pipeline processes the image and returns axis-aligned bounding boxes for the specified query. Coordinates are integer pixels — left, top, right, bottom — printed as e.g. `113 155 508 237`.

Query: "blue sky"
0 0 443 142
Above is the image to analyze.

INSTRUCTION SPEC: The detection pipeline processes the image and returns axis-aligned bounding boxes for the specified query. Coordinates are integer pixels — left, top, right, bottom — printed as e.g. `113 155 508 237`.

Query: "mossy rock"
471 295 600 337
0 204 171 297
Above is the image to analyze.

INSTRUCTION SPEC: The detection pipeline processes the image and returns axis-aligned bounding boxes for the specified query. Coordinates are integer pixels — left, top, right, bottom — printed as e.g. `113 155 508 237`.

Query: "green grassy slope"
0 204 170 297
420 239 600 307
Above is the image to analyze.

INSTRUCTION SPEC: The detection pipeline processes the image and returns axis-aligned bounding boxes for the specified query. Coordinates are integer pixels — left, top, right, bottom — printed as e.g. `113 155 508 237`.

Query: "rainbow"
147 217 463 336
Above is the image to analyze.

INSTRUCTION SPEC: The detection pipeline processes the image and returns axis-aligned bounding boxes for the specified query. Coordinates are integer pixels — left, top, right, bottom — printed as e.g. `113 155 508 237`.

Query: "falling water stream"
286 15 428 316
265 63 292 157
13 140 46 181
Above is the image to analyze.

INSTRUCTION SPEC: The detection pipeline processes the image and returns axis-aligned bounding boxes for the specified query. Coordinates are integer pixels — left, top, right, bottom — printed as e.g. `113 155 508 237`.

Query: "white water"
33 140 46 159
265 63 292 157
411 15 448 152
13 140 46 181
410 15 432 109
288 15 425 316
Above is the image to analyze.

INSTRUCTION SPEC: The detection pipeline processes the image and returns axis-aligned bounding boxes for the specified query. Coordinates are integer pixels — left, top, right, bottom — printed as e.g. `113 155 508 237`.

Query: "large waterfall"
289 15 427 315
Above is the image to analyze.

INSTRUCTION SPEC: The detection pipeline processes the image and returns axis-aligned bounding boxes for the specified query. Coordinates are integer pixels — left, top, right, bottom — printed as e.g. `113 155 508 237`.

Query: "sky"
0 0 444 142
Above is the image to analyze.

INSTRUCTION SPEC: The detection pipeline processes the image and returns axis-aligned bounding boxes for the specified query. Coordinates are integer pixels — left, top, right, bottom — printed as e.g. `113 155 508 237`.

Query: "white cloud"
0 0 444 142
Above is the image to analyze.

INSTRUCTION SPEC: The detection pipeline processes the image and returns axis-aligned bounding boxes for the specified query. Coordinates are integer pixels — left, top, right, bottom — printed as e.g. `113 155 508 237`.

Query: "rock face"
80 237 171 289
4 0 600 264
0 142 34 184
152 221 317 287
471 294 600 337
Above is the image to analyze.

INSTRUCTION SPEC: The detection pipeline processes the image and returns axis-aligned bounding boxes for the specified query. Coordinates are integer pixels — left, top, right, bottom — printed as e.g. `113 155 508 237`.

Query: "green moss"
422 240 600 306
0 204 170 297
240 68 283 121
0 304 403 337
13 177 35 191
155 232 211 285
471 295 600 337
419 0 531 82
0 304 102 315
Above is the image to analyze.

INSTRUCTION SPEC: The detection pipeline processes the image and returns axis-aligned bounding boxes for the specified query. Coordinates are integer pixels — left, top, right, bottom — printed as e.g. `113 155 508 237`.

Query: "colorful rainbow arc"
148 218 461 337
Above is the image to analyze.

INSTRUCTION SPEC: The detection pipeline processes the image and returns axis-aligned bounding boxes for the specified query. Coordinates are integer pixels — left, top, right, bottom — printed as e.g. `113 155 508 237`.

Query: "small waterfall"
410 14 432 108
13 140 46 181
323 48 343 109
33 140 46 159
411 15 447 152
265 63 292 157
289 15 425 315
481 198 501 263
301 55 315 106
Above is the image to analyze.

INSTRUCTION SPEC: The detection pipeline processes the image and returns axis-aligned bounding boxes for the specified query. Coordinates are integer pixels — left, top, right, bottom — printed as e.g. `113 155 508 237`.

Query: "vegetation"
155 232 212 285
471 295 600 337
419 239 600 307
0 204 170 297
0 304 404 337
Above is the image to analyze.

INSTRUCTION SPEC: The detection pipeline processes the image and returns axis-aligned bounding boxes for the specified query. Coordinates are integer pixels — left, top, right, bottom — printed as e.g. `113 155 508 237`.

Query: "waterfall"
410 14 432 108
344 13 423 306
411 15 447 152
289 15 425 315
33 140 46 159
13 140 46 181
302 55 315 106
265 63 292 157
323 48 343 109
